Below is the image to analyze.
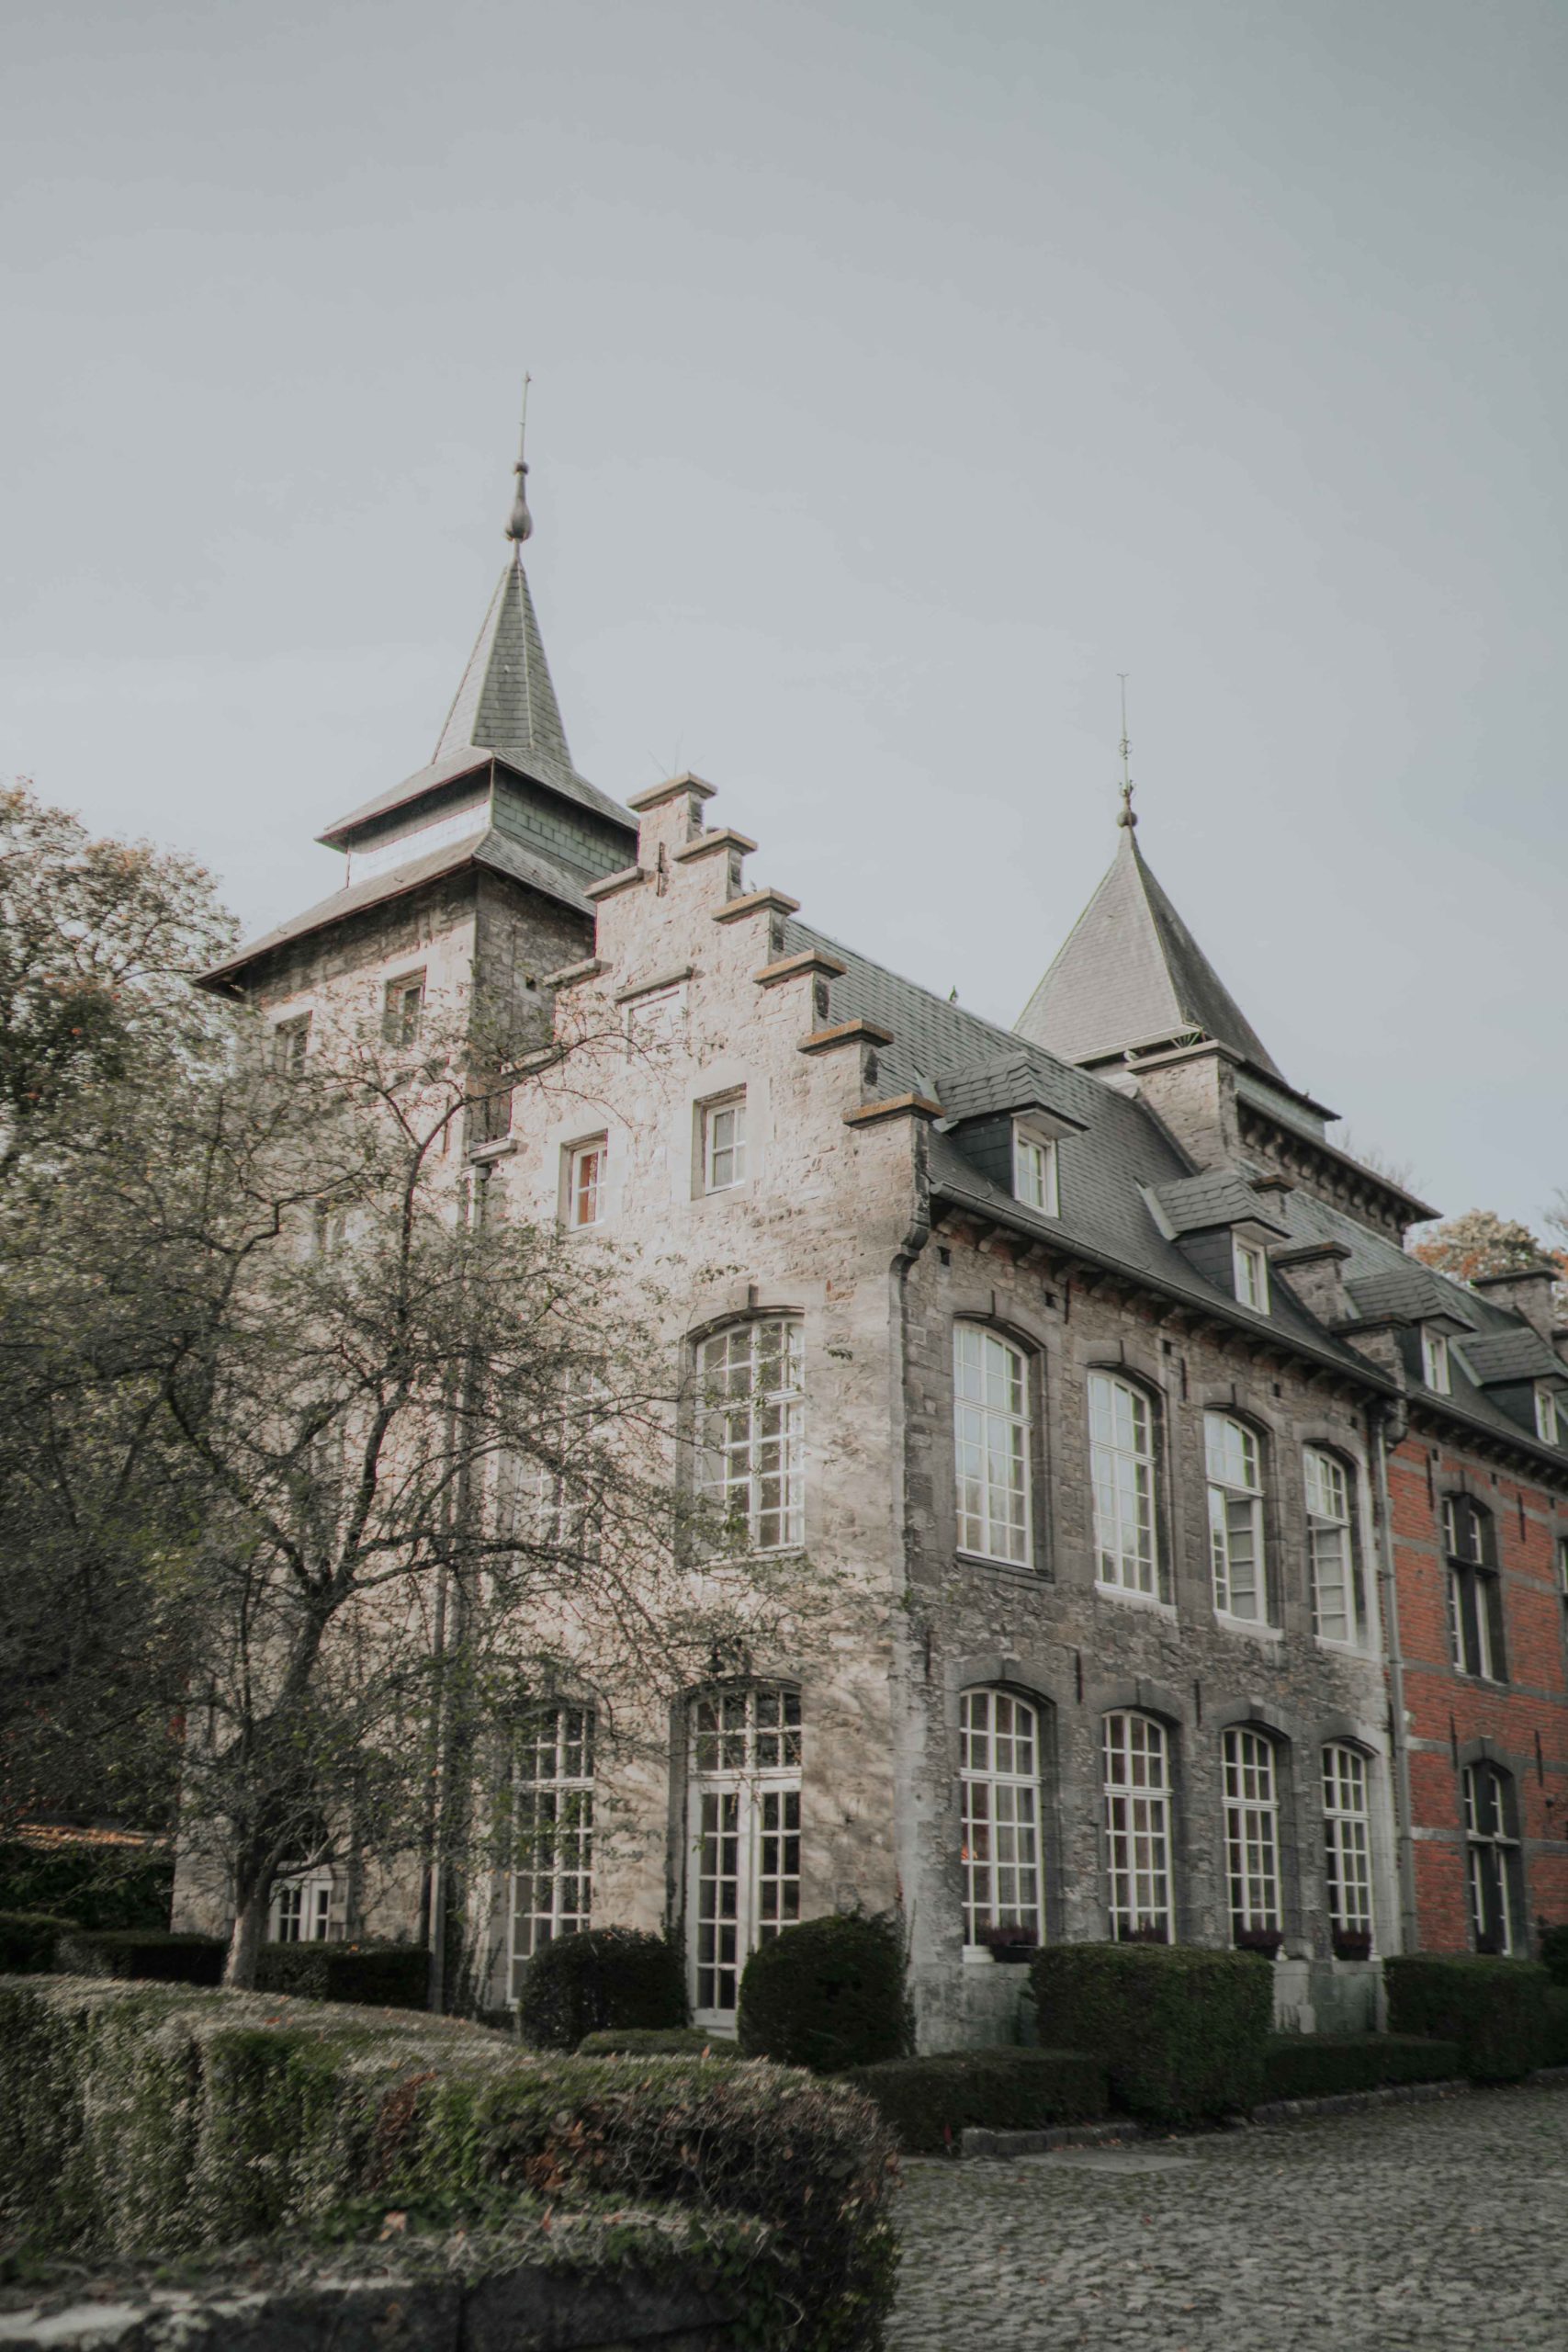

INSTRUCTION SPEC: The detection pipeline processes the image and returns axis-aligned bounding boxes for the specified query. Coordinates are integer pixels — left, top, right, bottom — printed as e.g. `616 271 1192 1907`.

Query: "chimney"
1471 1264 1562 1346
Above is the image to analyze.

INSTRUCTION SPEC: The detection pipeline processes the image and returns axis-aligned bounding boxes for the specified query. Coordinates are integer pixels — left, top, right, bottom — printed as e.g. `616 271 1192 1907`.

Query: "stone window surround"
945 1312 1053 1577
1203 1405 1280 1637
1085 1360 1174 1611
678 1297 812 1563
1303 1441 1372 1653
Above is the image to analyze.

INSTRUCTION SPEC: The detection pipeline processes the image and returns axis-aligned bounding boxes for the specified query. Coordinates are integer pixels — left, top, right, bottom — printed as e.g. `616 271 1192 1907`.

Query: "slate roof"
1459 1329 1567 1387
1152 1171 1292 1238
1015 823 1286 1080
928 1048 1087 1130
1345 1266 1478 1331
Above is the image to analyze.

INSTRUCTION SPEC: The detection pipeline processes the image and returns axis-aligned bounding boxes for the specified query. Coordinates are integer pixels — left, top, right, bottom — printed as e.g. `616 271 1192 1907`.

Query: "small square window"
567 1137 606 1230
1421 1329 1450 1394
1013 1128 1059 1216
1233 1238 1269 1313
273 1014 310 1076
385 972 425 1048
1536 1386 1559 1446
701 1095 747 1193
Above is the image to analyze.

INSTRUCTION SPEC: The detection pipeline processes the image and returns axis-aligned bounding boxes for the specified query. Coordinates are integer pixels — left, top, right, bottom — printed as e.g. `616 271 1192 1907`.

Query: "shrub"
1032 1942 1272 2126
54 1928 225 1984
842 2046 1108 2154
1260 2033 1462 2103
1540 1923 1568 1988
1540 1984 1568 2068
516 1928 686 2052
738 1914 911 2074
1383 1954 1551 2085
0 1976 897 2352
576 2026 721 2057
254 1940 428 2010
0 1912 77 1973
0 1840 173 1934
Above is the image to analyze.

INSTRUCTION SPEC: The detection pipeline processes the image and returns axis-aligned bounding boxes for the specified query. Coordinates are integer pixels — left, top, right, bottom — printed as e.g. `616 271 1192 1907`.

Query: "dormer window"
1537 1386 1561 1446
1012 1126 1059 1216
1233 1237 1269 1314
1421 1328 1451 1395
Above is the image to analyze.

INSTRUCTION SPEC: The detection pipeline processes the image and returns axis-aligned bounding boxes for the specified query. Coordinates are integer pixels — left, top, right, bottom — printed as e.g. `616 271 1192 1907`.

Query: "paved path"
890 2081 1568 2349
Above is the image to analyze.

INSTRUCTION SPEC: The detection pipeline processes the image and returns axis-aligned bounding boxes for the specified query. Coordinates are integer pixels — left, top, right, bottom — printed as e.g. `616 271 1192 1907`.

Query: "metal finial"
1116 673 1136 829
506 373 534 545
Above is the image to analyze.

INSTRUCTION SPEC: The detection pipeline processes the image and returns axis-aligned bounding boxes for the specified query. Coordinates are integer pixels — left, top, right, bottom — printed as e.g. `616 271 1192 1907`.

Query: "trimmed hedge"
1032 1942 1272 2126
576 2027 721 2057
1261 2033 1462 2103
0 1840 173 1934
517 1928 687 2052
842 2047 1108 2154
0 1913 77 1973
1540 1924 1568 1988
54 1928 225 1984
254 1940 428 2010
739 1914 911 2074
0 1975 897 2352
1540 1984 1568 2068
1383 1954 1551 2085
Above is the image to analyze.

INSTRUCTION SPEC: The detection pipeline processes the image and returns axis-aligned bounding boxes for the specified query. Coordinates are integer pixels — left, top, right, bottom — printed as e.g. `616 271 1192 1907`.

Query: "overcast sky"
4 0 1564 1230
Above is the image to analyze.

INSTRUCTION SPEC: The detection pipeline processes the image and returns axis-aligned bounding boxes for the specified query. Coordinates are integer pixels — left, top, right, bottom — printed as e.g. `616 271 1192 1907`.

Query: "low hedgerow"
0 1913 77 1973
1540 1984 1568 2069
1032 1943 1272 2126
1540 1924 1568 1989
53 1928 225 1984
575 2027 721 2057
0 1840 173 1935
1382 1954 1550 2085
254 1940 428 2010
517 1928 686 2052
738 1914 911 2074
841 2047 1108 2154
1260 2034 1462 2104
0 1975 897 2351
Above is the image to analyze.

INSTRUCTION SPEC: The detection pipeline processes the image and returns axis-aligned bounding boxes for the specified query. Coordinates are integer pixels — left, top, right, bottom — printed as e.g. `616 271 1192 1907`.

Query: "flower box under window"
1234 1927 1283 1958
1331 1928 1372 1962
977 1923 1039 1963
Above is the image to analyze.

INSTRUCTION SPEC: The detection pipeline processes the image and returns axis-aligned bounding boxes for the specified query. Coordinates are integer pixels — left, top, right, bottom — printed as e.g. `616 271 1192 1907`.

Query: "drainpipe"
1370 1402 1419 1955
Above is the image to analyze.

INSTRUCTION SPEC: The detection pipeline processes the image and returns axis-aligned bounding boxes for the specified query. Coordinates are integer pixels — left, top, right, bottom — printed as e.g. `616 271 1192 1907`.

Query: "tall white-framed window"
1233 1236 1269 1313
1012 1127 1060 1216
270 1866 333 1943
1207 1414 1267 1622
1305 1448 1366 1645
1443 1496 1505 1681
696 1318 805 1553
273 1013 310 1077
700 1093 748 1193
953 1326 1032 1566
1536 1386 1560 1446
1463 1761 1523 1955
385 970 425 1048
1089 1373 1160 1599
1421 1328 1451 1394
509 1705 594 1997
566 1136 606 1230
1223 1726 1282 1941
1322 1744 1374 1949
959 1690 1043 1950
1102 1711 1174 1942
688 1686 801 2026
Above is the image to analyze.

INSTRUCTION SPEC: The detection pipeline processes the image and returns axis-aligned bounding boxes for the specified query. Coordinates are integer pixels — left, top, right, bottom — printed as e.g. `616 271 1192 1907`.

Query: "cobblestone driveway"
891 2082 1568 2349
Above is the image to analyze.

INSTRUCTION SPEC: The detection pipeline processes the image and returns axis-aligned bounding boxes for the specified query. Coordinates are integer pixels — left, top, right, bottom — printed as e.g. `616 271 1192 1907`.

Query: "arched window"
687 1685 802 2023
1206 1414 1267 1622
1101 1712 1174 1942
1463 1762 1523 1955
1223 1726 1282 1943
1443 1498 1506 1681
1089 1374 1160 1599
1305 1450 1367 1645
696 1319 805 1554
959 1690 1043 1950
953 1327 1032 1565
1322 1744 1374 1951
510 1705 594 1997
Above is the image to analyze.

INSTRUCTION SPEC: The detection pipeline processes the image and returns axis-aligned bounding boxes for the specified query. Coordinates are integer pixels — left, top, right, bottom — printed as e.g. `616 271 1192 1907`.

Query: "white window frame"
697 1318 805 1554
565 1136 606 1231
1206 1413 1267 1623
687 1687 801 2028
1102 1711 1174 1942
1305 1447 1366 1646
699 1093 748 1193
960 1689 1043 1950
510 1705 594 1997
1463 1761 1521 1955
1012 1126 1060 1216
270 1866 333 1944
1536 1386 1560 1446
1089 1373 1161 1600
1443 1497 1503 1681
385 970 425 1048
953 1326 1033 1566
1233 1236 1269 1313
273 1013 310 1077
1224 1726 1282 1940
1322 1744 1374 1945
1421 1328 1451 1394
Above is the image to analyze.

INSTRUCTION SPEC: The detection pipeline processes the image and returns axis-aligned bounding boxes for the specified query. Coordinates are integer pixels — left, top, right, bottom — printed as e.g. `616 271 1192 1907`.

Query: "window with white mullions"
1463 1762 1523 1955
1443 1497 1506 1680
688 1687 802 2024
953 1327 1032 1566
1224 1727 1282 1940
1102 1712 1174 1942
1305 1449 1366 1645
1089 1374 1160 1598
1207 1415 1267 1622
700 1094 747 1193
270 1867 333 1942
566 1137 606 1229
959 1690 1043 1949
1322 1744 1374 1944
697 1319 805 1554
1012 1127 1059 1216
509 1706 594 1996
